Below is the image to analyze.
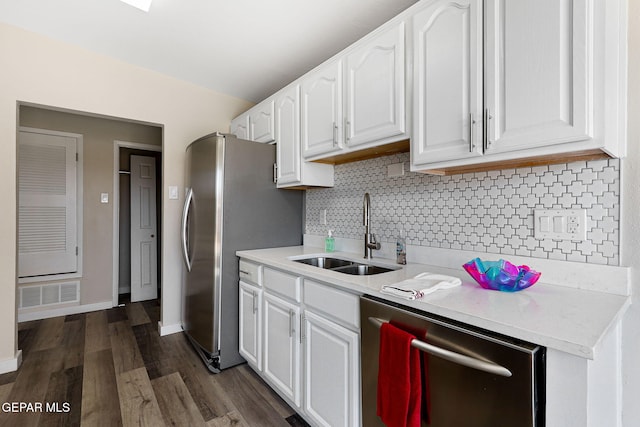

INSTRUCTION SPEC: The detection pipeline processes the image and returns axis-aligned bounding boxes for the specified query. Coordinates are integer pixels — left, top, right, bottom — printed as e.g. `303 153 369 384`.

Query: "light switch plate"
534 209 586 241
168 186 179 200
100 193 109 204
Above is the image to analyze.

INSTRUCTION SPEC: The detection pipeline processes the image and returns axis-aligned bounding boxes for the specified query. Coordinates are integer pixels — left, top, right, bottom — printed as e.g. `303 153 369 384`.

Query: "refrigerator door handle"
181 187 194 272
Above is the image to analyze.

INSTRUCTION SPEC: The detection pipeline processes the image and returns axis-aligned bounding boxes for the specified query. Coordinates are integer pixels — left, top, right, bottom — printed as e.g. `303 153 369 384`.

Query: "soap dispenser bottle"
325 229 335 253
396 228 407 265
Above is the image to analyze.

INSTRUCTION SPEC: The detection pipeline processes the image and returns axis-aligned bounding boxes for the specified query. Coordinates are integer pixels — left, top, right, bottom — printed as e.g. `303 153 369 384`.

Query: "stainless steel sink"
293 257 354 269
292 256 398 275
331 264 396 275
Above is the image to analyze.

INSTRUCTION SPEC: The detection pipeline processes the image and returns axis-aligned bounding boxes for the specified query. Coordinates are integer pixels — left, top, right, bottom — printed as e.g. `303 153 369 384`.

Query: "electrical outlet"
534 209 586 241
321 209 327 226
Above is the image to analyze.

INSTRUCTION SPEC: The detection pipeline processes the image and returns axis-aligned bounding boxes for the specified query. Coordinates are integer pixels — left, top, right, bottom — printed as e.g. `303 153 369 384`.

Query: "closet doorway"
114 142 162 305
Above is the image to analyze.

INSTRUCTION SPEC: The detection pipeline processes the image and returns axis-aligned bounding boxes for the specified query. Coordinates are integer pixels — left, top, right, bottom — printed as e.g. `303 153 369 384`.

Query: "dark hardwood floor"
0 300 308 426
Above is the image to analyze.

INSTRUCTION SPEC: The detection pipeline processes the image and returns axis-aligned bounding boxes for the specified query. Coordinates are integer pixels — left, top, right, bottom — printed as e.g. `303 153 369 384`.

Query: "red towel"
377 322 422 427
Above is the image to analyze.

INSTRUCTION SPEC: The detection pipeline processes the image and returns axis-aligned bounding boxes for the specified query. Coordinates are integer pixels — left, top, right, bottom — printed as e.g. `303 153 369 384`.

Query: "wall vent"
19 281 80 309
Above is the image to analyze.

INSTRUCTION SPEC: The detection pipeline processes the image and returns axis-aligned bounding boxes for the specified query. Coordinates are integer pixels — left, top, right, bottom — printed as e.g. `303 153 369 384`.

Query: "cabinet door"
230 114 249 140
412 0 483 165
250 99 276 143
345 21 406 148
263 292 301 407
484 0 591 154
275 85 301 185
303 311 360 427
238 281 262 370
301 59 343 158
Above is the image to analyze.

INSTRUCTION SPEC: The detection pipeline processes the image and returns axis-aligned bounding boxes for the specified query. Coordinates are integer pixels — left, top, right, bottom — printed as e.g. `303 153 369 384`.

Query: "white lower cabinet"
303 310 360 427
263 291 301 407
238 281 262 370
238 261 361 427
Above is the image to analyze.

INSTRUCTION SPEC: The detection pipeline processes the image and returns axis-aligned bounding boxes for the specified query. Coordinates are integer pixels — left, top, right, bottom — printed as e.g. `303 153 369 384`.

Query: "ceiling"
0 0 418 103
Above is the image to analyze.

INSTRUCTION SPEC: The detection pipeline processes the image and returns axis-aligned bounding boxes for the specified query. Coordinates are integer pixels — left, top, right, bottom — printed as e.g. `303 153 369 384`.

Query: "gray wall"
19 106 162 305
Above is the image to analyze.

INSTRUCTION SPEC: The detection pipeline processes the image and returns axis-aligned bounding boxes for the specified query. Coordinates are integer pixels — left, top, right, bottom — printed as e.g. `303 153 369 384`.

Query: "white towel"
380 272 462 300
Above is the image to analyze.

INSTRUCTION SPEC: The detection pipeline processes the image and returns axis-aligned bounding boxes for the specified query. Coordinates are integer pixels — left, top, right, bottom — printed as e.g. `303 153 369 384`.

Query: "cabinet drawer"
303 280 359 329
239 260 261 286
264 267 301 302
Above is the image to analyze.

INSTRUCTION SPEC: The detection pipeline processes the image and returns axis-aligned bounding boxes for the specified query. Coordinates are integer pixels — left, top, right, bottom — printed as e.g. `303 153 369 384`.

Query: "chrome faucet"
363 192 381 259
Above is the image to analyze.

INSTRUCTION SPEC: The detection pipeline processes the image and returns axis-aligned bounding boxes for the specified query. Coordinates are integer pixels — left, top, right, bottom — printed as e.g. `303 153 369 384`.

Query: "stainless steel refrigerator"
180 132 302 373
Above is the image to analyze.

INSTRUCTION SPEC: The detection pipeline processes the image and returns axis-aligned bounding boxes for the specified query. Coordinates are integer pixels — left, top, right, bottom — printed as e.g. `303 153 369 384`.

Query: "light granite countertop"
236 245 631 359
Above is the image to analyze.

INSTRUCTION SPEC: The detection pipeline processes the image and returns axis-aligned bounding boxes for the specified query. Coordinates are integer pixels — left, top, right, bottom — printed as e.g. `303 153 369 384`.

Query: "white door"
301 59 344 158
346 20 406 148
263 292 301 407
412 0 484 165
303 310 360 427
484 0 592 154
238 281 262 370
17 130 78 277
275 84 301 185
130 155 157 302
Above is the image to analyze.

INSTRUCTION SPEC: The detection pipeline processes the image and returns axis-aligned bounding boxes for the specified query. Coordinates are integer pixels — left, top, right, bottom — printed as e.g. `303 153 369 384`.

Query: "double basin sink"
292 256 398 276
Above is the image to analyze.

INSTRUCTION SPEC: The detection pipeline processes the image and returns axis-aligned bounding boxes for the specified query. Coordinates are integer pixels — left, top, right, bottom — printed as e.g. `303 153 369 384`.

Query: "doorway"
114 142 162 305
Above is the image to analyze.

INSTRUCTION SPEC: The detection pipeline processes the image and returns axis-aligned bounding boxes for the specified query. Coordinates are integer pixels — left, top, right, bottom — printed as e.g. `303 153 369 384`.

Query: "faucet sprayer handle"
371 234 381 250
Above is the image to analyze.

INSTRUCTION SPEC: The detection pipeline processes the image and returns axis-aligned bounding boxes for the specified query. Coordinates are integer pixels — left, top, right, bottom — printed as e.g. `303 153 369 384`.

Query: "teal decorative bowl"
462 258 541 292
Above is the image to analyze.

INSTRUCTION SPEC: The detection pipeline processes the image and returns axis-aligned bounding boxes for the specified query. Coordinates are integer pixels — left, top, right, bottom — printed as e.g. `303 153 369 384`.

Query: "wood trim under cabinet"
417 149 612 176
311 139 410 165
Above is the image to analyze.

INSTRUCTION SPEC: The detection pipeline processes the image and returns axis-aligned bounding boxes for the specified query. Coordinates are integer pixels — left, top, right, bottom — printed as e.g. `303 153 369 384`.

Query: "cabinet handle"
289 309 295 337
469 113 476 152
484 108 493 150
252 291 257 314
300 314 305 343
273 162 277 183
332 122 338 147
345 119 351 144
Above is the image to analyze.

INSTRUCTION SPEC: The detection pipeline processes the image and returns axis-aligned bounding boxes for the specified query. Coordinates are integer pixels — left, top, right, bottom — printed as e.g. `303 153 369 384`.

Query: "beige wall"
0 22 252 362
19 106 162 305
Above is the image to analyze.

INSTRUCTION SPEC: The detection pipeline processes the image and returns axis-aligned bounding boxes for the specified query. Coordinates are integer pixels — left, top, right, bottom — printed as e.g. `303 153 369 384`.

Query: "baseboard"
0 350 22 374
18 301 113 322
158 321 182 336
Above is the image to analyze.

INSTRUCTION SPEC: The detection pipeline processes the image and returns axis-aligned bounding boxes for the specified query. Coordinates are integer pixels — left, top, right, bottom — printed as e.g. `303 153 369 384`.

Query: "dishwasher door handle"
369 317 512 378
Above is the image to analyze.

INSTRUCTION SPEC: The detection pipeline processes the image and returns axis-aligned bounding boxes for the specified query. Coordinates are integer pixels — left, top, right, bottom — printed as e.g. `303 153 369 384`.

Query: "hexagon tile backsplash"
305 152 620 266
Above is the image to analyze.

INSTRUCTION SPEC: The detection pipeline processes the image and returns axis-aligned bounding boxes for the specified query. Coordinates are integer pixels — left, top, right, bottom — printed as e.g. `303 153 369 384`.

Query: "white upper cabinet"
301 18 408 161
249 99 276 143
276 85 335 189
276 85 301 185
411 0 627 172
230 99 275 143
412 0 483 165
230 112 249 140
483 0 590 154
301 59 344 159
345 21 406 148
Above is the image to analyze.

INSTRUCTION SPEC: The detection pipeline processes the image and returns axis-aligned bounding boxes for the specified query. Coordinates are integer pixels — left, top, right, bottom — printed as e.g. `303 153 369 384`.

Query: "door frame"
112 140 162 307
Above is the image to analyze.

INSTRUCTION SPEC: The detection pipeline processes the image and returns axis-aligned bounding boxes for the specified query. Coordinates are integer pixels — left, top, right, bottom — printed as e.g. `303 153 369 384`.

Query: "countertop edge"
236 246 631 360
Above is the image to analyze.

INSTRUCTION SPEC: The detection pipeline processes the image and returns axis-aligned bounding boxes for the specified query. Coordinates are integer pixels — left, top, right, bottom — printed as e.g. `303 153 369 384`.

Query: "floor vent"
19 281 80 309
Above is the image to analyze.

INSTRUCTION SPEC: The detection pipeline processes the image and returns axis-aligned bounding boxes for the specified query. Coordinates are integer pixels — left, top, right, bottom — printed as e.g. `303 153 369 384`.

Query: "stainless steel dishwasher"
360 296 545 427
